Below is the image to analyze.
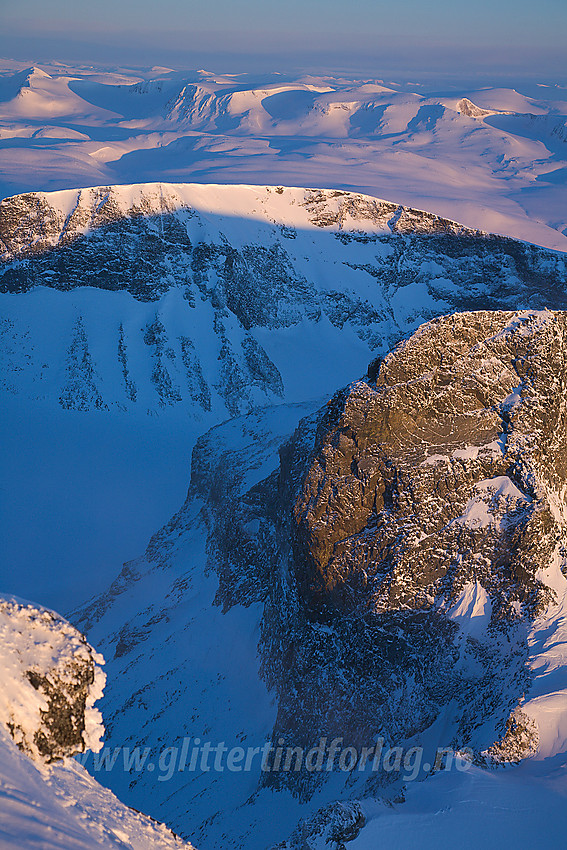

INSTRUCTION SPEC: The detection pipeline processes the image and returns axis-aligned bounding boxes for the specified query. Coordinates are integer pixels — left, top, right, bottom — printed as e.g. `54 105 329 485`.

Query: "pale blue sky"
1 0 565 77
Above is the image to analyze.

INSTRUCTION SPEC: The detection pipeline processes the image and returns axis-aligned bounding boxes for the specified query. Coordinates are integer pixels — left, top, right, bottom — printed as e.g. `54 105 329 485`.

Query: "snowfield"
0 728 194 850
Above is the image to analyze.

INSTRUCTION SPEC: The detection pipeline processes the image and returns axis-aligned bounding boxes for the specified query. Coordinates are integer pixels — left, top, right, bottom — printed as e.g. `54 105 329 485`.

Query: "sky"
0 0 566 78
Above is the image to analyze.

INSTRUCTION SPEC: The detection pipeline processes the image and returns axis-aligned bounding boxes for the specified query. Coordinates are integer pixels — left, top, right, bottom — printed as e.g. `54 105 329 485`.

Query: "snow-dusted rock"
0 595 105 762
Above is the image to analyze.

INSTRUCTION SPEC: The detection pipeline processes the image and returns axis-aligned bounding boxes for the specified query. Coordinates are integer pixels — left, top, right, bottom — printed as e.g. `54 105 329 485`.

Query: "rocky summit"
293 309 565 616
269 310 567 770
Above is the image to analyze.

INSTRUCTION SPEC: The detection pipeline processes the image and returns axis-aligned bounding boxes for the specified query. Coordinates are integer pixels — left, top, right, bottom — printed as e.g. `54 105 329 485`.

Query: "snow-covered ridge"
0 182 484 263
1 182 566 423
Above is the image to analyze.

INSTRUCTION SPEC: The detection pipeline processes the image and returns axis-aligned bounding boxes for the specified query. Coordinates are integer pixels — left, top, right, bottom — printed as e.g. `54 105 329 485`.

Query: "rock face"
274 801 366 850
1 183 566 418
76 310 567 850
0 596 105 762
262 310 566 768
292 310 565 615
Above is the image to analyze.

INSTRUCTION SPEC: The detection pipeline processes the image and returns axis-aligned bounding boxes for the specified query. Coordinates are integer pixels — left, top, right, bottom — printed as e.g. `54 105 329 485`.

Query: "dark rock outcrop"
273 800 366 850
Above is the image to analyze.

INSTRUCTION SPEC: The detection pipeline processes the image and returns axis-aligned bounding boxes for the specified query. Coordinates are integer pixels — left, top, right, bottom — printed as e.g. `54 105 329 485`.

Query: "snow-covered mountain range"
0 62 566 251
73 309 567 849
1 180 566 609
3 307 567 848
0 79 567 845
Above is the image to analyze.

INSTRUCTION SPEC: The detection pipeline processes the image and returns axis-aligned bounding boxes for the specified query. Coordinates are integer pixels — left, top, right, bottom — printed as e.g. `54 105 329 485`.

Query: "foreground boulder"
0 594 195 849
